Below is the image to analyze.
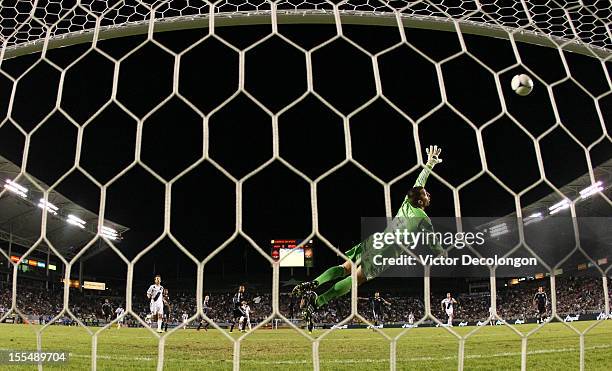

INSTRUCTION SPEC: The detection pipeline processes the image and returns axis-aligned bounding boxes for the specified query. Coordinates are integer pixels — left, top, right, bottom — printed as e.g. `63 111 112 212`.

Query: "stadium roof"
520 159 612 218
478 158 612 235
0 154 129 261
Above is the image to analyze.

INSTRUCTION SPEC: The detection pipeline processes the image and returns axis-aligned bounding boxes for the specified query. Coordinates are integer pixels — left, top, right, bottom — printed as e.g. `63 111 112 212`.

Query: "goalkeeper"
293 145 444 312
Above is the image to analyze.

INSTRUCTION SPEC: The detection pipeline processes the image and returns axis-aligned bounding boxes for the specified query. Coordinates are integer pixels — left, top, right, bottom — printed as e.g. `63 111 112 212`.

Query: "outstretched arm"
414 145 443 187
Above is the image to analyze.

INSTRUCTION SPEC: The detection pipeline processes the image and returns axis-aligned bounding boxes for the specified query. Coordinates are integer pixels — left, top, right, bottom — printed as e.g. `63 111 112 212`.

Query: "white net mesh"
0 0 610 370
1 1 612 57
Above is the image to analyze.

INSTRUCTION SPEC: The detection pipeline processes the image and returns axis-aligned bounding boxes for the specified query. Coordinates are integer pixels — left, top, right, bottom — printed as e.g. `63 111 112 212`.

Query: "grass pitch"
1 321 611 370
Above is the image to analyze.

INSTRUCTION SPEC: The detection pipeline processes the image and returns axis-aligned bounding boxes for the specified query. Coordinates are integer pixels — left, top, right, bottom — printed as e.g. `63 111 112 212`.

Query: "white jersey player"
146 275 165 333
182 312 189 329
408 312 415 325
239 301 252 332
115 306 125 328
441 292 457 326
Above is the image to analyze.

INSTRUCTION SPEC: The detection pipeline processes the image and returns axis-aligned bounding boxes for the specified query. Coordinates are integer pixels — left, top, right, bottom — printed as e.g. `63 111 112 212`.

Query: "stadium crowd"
0 276 610 326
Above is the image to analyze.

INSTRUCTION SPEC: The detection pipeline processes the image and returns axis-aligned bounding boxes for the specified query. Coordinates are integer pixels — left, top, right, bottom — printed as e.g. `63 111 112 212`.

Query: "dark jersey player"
229 285 246 333
300 290 317 334
370 292 391 326
533 287 548 323
359 292 391 327
101 299 113 322
162 288 171 332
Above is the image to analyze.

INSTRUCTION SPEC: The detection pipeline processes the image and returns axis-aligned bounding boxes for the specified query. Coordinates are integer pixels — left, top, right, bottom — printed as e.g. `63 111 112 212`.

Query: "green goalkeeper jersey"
395 163 433 220
347 164 443 281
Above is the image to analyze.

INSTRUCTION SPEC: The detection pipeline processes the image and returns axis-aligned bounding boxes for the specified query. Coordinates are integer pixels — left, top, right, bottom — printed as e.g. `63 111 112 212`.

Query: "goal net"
0 1 610 370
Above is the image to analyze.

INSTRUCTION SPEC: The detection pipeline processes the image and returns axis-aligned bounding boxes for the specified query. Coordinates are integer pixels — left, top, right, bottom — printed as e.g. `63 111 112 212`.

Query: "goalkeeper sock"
315 276 352 308
314 266 346 286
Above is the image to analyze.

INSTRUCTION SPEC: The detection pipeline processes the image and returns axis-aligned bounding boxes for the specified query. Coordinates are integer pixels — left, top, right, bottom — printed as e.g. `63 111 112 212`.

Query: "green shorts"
345 217 439 282
346 233 410 281
344 241 364 263
344 235 387 282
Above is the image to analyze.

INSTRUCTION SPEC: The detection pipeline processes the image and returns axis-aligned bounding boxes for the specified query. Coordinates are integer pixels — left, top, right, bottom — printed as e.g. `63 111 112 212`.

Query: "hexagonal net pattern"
0 1 610 371
0 1 611 57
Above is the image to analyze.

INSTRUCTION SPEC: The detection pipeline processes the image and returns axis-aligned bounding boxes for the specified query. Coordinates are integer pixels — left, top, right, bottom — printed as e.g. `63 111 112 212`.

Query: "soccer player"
101 299 113 323
289 294 297 319
360 292 391 327
197 295 211 331
146 275 165 333
181 312 189 329
533 286 548 324
239 301 252 332
408 312 415 325
300 291 317 334
162 288 171 332
229 285 246 333
293 146 444 313
441 292 457 326
115 305 125 328
488 306 495 326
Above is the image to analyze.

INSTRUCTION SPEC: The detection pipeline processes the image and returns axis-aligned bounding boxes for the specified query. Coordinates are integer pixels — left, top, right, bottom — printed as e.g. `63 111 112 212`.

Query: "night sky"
0 22 610 289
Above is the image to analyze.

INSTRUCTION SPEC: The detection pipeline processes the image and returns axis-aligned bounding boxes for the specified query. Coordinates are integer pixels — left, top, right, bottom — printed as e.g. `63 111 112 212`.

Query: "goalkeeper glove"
426 145 442 167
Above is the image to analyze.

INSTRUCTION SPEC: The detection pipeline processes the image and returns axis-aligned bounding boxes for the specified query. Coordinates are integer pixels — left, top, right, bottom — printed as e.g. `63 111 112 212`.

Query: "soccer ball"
511 74 534 96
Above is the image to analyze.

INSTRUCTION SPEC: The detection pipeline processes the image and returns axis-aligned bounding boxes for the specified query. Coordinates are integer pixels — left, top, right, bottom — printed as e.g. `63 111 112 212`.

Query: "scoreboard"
271 239 314 267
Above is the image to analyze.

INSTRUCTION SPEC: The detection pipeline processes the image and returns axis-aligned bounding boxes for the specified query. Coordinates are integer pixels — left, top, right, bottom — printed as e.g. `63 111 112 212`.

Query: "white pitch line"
62 343 612 365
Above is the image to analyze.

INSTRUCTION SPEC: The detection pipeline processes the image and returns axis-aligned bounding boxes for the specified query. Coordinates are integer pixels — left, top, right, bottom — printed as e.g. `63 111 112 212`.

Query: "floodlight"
549 199 570 215
3 179 28 198
579 181 603 199
38 198 59 215
67 214 86 228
